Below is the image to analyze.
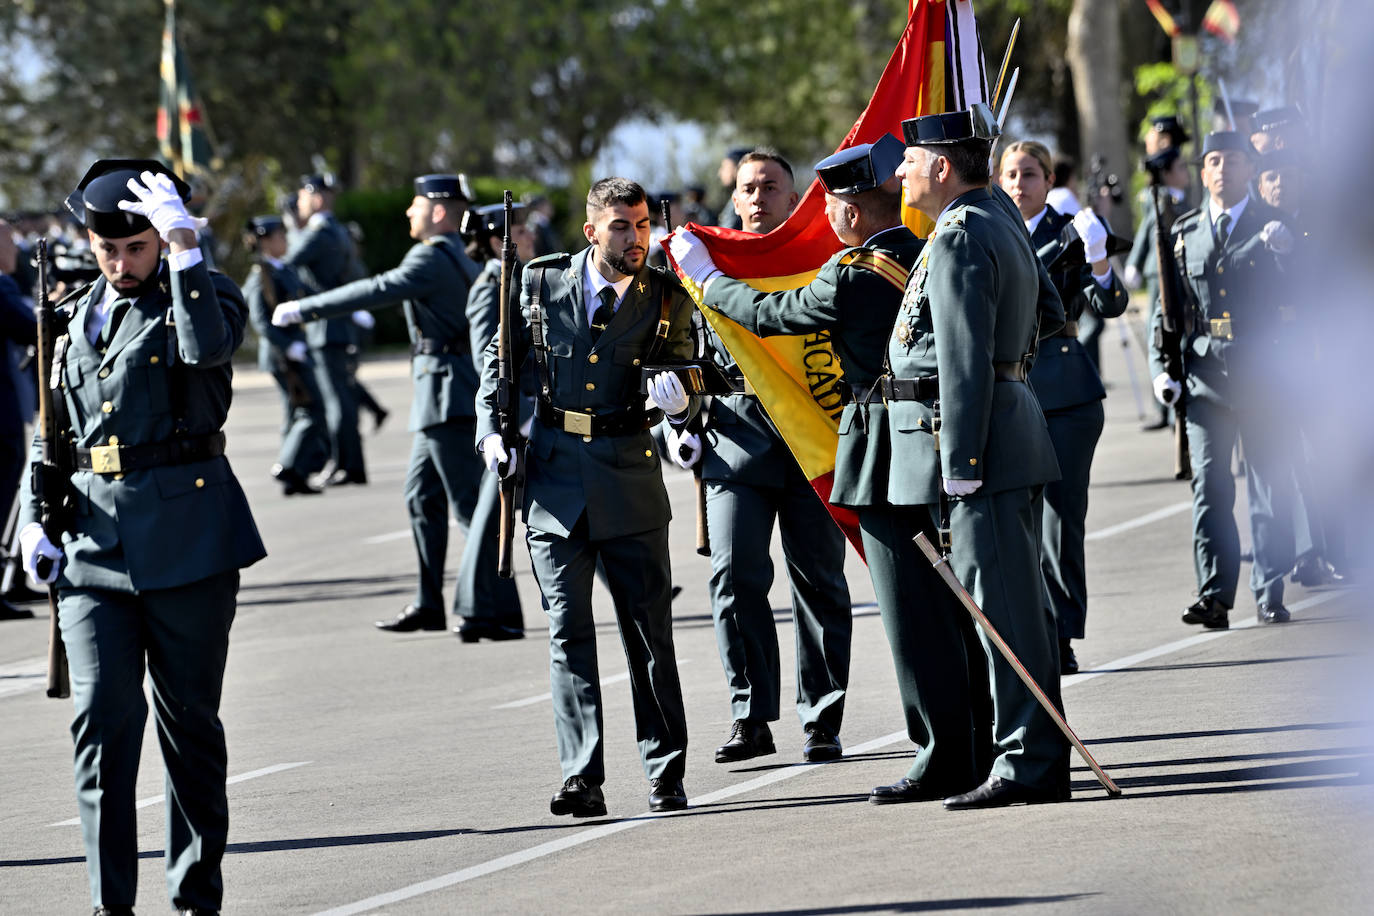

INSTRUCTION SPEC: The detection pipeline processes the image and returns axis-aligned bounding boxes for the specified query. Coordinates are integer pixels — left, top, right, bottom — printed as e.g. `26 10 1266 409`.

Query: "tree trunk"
1065 0 1129 232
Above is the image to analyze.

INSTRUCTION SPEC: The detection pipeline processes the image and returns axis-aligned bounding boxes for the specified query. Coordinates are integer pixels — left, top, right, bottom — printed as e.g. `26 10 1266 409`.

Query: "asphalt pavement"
1 311 1371 914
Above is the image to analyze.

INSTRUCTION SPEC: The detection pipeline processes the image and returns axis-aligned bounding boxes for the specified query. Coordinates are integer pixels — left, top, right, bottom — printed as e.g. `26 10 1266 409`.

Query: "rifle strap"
529 267 553 402
47 335 73 470
645 277 673 362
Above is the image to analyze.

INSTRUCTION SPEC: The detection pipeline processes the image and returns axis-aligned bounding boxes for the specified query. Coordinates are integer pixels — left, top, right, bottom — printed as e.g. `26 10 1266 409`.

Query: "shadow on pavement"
680 895 1098 914
1085 720 1367 745
1089 652 1351 675
1068 752 1373 801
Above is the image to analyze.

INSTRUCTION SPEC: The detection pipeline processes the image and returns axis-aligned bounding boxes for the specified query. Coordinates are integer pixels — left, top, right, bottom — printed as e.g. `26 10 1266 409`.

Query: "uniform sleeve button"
195 478 205 488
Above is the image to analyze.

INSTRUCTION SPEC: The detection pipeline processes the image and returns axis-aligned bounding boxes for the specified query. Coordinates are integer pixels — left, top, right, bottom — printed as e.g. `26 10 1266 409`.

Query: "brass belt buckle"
1209 316 1233 340
89 444 123 474
938 526 952 550
564 410 594 436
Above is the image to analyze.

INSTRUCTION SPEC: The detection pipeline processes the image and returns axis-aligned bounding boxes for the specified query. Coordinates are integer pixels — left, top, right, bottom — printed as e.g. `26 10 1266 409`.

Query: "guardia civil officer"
681 149 854 764
242 216 329 495
999 141 1129 674
19 159 266 914
891 105 1071 808
1150 132 1300 627
273 175 521 638
673 136 994 799
477 178 696 816
287 173 367 485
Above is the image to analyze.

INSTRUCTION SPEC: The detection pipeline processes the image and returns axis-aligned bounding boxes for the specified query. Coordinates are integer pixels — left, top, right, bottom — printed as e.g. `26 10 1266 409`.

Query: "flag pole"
991 18 1021 111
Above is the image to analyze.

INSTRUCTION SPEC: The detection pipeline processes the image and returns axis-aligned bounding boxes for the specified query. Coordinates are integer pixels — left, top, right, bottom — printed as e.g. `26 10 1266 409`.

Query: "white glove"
116 170 207 241
285 340 309 363
351 309 375 330
480 433 515 478
667 428 702 469
1260 220 1294 255
19 523 62 585
667 229 722 287
1072 209 1109 264
646 371 690 416
1153 371 1182 405
1124 264 1143 290
272 302 303 326
942 478 983 497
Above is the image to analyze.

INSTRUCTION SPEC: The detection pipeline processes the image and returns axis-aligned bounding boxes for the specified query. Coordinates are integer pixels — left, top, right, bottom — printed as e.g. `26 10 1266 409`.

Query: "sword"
913 532 1122 797
991 18 1021 111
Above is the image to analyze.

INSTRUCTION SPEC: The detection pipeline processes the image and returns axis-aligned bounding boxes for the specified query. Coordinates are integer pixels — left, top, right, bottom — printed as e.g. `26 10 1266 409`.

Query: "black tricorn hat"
815 133 904 196
1197 131 1256 161
901 103 1000 147
460 201 526 244
1145 147 1183 174
246 215 285 237
1040 228 1133 274
64 159 190 239
1255 105 1304 134
414 173 473 201
299 173 337 193
1150 115 1191 146
1212 98 1259 119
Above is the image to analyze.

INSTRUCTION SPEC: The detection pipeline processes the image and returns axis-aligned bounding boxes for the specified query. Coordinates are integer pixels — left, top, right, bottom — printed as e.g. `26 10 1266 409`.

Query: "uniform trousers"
704 465 851 734
311 344 365 476
452 470 523 628
1040 400 1105 640
60 570 239 910
526 517 687 784
270 361 329 478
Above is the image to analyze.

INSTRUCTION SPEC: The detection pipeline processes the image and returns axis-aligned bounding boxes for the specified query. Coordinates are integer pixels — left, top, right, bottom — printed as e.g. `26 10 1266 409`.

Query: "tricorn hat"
815 133 904 196
1150 115 1191 147
64 159 190 239
1144 147 1183 175
1254 105 1304 134
460 201 526 244
299 173 337 193
414 173 473 202
246 215 285 237
901 103 1000 147
1197 131 1256 161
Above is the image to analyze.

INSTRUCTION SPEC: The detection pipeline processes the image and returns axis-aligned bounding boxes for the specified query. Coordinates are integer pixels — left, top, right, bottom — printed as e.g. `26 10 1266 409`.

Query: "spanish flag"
1201 0 1241 43
666 0 957 556
157 0 216 177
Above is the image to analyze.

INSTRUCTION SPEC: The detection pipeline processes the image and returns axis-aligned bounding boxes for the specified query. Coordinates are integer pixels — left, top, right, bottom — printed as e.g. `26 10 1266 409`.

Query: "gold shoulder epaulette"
838 248 908 293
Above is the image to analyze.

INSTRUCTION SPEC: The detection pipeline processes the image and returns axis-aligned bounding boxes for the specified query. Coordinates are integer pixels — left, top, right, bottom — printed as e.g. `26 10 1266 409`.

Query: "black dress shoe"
550 776 607 817
2 581 47 603
1181 596 1229 629
376 605 445 632
370 407 389 433
0 599 35 621
869 778 947 804
802 724 842 762
714 719 776 763
178 909 219 915
454 618 525 642
1059 638 1079 675
648 777 688 812
1292 556 1343 587
943 775 1069 810
325 468 368 486
1257 602 1291 624
93 907 135 916
272 465 323 496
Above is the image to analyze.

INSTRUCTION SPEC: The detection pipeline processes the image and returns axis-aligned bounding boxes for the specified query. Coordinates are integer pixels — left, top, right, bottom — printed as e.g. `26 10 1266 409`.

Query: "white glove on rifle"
1124 264 1143 290
272 302 303 327
480 433 515 478
943 478 983 497
19 523 62 585
351 309 376 330
667 229 722 288
646 371 690 417
667 428 702 470
1260 220 1294 255
285 340 309 363
1152 371 1182 406
116 170 206 241
1072 209 1110 264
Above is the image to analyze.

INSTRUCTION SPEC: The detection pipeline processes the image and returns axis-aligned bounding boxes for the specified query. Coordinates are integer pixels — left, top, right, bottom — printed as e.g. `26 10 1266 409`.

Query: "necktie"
591 287 616 342
100 298 132 347
1215 212 1231 249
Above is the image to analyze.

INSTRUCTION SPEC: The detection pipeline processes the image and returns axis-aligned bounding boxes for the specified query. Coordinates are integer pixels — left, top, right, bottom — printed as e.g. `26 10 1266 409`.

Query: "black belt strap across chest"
74 431 226 474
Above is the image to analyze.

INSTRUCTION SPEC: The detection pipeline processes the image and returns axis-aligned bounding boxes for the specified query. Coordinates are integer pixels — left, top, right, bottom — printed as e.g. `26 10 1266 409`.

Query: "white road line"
494 660 693 710
1084 500 1192 541
315 589 1352 915
49 761 311 827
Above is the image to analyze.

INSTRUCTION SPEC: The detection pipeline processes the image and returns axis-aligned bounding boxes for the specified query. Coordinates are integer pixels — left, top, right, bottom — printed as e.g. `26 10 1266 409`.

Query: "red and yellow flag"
666 1 951 557
157 0 216 177
1202 0 1240 43
1144 0 1182 38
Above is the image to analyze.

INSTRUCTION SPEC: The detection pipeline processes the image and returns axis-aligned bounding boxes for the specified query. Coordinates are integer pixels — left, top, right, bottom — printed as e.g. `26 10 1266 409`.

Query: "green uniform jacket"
704 225 923 508
1148 196 1292 402
243 260 309 374
1028 207 1129 411
287 212 355 348
885 188 1062 505
291 232 481 432
468 258 537 427
476 248 698 541
20 261 266 592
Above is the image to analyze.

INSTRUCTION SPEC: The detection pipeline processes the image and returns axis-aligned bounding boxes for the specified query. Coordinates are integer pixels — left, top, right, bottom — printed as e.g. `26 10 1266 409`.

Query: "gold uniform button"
1061 345 1070 353
585 382 595 391
101 401 113 414
189 290 200 300
632 358 641 366
644 449 653 457
108 435 119 445
969 458 978 466
195 478 205 488
1216 266 1224 274
150 355 159 364
98 368 110 379
582 436 592 443
588 354 599 364
1219 289 1227 297
113 473 124 481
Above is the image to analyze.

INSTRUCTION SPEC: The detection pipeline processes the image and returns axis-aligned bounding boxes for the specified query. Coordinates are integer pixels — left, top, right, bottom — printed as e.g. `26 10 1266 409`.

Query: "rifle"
32 240 70 698
1150 185 1193 480
495 191 525 578
660 199 711 556
254 261 314 409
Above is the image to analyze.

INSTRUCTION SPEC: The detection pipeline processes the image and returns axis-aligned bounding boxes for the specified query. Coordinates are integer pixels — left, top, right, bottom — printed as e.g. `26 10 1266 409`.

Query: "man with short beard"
19 158 265 914
477 178 697 816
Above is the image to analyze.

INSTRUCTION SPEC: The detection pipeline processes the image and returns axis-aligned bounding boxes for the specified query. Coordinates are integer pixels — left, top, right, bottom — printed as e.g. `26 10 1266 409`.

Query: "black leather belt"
725 375 757 397
411 337 468 356
994 360 1028 382
877 376 940 401
74 432 226 475
1060 320 1079 338
536 402 662 437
